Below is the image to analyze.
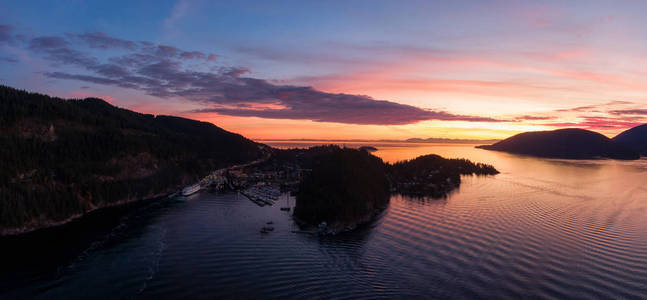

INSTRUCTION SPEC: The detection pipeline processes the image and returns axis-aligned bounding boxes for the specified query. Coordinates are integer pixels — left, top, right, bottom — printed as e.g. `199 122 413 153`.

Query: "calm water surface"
2 143 647 299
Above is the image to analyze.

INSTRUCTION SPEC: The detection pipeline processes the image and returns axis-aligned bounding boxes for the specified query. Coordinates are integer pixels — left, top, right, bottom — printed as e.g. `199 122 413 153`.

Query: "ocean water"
2 143 647 299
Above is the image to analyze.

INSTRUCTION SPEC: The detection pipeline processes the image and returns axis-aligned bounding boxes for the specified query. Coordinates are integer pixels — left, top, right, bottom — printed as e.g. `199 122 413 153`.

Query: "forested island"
0 86 266 235
358 146 378 152
290 146 498 233
389 154 499 197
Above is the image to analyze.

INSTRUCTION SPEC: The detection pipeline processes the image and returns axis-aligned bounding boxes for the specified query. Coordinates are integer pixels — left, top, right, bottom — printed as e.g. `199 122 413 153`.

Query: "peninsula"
0 86 266 235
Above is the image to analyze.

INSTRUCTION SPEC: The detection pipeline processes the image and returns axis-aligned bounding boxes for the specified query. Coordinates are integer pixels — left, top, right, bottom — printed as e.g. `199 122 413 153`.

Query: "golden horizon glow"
4 2 647 140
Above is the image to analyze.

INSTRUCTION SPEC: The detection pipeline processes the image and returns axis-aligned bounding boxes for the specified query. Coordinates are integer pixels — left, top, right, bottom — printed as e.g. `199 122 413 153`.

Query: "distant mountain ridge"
477 128 640 160
0 85 266 234
404 137 500 144
258 137 500 144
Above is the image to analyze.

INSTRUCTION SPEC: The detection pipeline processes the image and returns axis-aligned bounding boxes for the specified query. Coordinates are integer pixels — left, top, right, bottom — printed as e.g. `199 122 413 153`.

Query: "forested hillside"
0 85 265 234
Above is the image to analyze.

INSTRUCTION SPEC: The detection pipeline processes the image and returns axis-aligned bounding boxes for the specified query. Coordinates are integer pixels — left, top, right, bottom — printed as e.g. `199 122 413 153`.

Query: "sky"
1 0 647 140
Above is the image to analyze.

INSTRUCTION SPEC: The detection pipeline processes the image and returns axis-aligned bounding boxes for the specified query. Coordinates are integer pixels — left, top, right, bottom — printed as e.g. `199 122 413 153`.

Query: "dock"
241 184 280 206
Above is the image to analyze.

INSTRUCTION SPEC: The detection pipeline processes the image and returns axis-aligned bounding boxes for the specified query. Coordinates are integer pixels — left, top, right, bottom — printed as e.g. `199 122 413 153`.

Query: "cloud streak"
0 56 18 63
544 116 644 131
515 115 556 121
72 32 138 50
191 87 500 125
609 109 647 116
538 101 647 131
8 27 502 125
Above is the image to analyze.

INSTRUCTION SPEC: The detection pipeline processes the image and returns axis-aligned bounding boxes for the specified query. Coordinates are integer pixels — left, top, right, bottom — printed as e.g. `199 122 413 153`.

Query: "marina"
175 151 302 208
241 184 281 206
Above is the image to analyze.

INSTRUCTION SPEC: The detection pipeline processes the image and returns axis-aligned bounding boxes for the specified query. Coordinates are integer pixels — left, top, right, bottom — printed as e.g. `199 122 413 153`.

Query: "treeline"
0 85 264 232
389 154 498 197
294 147 390 227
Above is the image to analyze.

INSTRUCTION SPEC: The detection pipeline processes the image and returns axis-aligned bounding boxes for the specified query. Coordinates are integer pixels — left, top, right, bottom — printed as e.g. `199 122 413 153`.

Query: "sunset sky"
1 1 647 140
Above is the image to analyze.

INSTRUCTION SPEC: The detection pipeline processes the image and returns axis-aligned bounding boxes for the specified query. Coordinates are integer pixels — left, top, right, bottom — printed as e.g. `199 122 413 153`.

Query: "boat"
260 226 274 233
280 193 291 211
182 183 201 196
260 225 274 233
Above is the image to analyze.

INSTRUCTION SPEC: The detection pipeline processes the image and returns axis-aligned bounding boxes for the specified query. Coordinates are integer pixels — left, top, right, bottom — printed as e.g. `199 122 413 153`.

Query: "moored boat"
182 183 201 196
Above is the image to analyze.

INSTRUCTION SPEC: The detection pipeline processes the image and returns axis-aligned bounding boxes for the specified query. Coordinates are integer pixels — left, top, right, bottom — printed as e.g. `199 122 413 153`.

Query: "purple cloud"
555 104 598 113
0 56 18 63
609 109 647 116
73 32 137 50
28 36 69 49
516 115 555 121
0 24 13 43
179 51 205 60
139 44 208 61
15 30 503 125
28 36 98 67
45 72 137 88
556 101 637 113
543 116 645 130
192 86 500 125
151 45 180 57
207 53 218 62
91 63 131 78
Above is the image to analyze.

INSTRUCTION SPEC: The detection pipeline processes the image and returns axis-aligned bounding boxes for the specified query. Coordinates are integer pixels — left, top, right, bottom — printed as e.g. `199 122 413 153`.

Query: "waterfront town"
178 150 310 210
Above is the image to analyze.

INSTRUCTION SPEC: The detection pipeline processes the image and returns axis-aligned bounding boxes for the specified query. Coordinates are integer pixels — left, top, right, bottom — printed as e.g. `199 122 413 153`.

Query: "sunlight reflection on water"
3 142 647 298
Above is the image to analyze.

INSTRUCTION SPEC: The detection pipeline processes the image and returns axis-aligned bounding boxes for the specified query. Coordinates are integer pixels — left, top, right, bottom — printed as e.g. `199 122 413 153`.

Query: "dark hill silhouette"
0 85 265 234
613 124 647 156
477 128 639 160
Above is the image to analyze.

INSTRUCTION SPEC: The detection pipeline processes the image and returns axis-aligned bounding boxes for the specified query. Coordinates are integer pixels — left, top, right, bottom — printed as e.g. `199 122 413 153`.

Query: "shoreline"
1 154 271 237
293 203 388 236
0 189 177 237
